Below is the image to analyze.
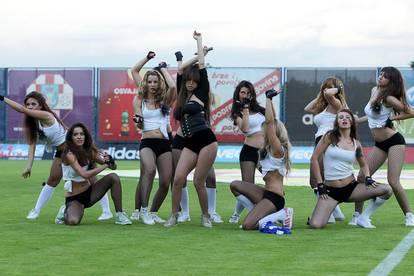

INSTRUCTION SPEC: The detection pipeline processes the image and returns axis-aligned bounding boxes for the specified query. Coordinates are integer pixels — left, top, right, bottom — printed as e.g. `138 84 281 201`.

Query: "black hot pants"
326 180 358 203
263 190 285 211
375 132 406 153
172 134 185 150
140 138 172 157
184 128 217 154
239 144 260 164
65 185 93 208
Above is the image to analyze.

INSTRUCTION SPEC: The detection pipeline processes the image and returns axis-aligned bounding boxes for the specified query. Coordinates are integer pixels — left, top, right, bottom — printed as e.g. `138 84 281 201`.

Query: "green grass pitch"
0 160 413 275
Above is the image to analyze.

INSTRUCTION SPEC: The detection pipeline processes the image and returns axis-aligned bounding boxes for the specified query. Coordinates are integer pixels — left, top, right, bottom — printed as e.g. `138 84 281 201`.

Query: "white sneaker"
26 209 40 220
130 209 140 221
97 211 113 221
327 213 336 224
348 212 360 226
177 212 191 222
283 208 294 229
150 212 166 223
55 205 65 225
140 208 155 225
405 212 414 227
164 213 178 227
356 216 376 229
115 212 132 225
333 206 345 221
209 212 223 224
228 213 240 224
201 214 213 228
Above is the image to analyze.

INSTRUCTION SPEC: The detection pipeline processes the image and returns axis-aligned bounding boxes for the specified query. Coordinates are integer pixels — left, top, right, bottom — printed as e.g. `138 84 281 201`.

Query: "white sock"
234 201 244 216
207 187 216 214
236 195 254 211
180 187 189 216
258 209 286 228
99 193 111 213
34 184 55 212
360 197 387 219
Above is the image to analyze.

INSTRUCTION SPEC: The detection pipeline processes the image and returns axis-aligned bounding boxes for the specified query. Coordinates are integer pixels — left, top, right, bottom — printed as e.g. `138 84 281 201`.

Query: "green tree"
411 60 414 69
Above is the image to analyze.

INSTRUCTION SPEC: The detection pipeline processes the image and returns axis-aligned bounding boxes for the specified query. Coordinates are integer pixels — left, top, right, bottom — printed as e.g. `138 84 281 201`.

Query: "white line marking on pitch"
368 229 414 276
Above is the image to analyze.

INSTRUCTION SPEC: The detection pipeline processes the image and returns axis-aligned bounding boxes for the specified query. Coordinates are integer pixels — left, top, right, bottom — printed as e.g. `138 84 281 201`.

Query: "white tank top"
364 102 393 129
38 118 66 147
259 151 287 177
62 163 89 192
313 110 336 139
142 101 169 139
246 112 265 136
323 141 357 180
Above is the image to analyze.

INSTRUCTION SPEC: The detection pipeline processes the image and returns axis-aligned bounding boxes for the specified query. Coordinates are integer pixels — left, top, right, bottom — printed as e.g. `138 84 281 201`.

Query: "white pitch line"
368 229 414 276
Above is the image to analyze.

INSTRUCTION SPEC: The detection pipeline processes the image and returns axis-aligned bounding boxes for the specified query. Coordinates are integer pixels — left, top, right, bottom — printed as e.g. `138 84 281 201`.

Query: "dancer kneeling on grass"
55 122 131 225
229 89 294 231
0 92 112 220
308 109 392 229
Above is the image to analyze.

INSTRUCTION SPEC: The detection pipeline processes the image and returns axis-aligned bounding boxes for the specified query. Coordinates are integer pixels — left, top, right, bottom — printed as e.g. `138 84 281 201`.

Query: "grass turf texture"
1 160 413 275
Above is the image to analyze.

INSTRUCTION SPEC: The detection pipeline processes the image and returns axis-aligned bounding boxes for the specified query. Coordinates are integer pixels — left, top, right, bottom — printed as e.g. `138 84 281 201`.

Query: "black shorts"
263 190 285 211
172 134 185 150
184 128 217 154
375 132 406 153
140 138 172 157
239 144 259 164
65 185 93 208
326 180 358 203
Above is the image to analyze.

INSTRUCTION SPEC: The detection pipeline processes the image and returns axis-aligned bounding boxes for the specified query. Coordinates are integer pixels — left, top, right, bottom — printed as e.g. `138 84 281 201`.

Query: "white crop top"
245 112 265 136
142 101 169 139
259 151 287 177
323 142 357 181
39 118 66 147
313 110 336 139
364 102 393 129
62 163 89 192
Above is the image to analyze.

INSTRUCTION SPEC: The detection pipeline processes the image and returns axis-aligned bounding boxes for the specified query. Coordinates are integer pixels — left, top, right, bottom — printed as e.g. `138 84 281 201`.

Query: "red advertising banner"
97 68 281 143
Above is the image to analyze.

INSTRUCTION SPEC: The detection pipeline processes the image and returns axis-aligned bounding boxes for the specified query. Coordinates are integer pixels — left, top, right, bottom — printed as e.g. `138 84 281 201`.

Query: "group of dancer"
1 31 414 229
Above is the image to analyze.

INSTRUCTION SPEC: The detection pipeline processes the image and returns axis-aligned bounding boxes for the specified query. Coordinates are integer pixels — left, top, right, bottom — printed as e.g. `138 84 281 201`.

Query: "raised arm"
323 88 343 111
264 90 283 158
158 62 176 106
193 31 205 69
177 46 212 73
131 51 155 86
2 96 53 121
304 96 320 114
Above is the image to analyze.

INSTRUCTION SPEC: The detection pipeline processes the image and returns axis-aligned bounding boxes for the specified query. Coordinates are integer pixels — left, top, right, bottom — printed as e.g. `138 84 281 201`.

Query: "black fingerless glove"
147 51 155 60
316 183 327 196
233 100 242 110
365 176 376 186
105 154 115 165
158 61 167 69
175 51 183 62
133 114 144 128
241 98 251 109
265 89 280 99
0 95 4 101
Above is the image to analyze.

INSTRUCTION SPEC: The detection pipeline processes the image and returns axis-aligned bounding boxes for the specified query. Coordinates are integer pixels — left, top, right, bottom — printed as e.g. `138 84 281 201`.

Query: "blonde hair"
261 119 292 174
313 77 348 114
141 70 167 106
